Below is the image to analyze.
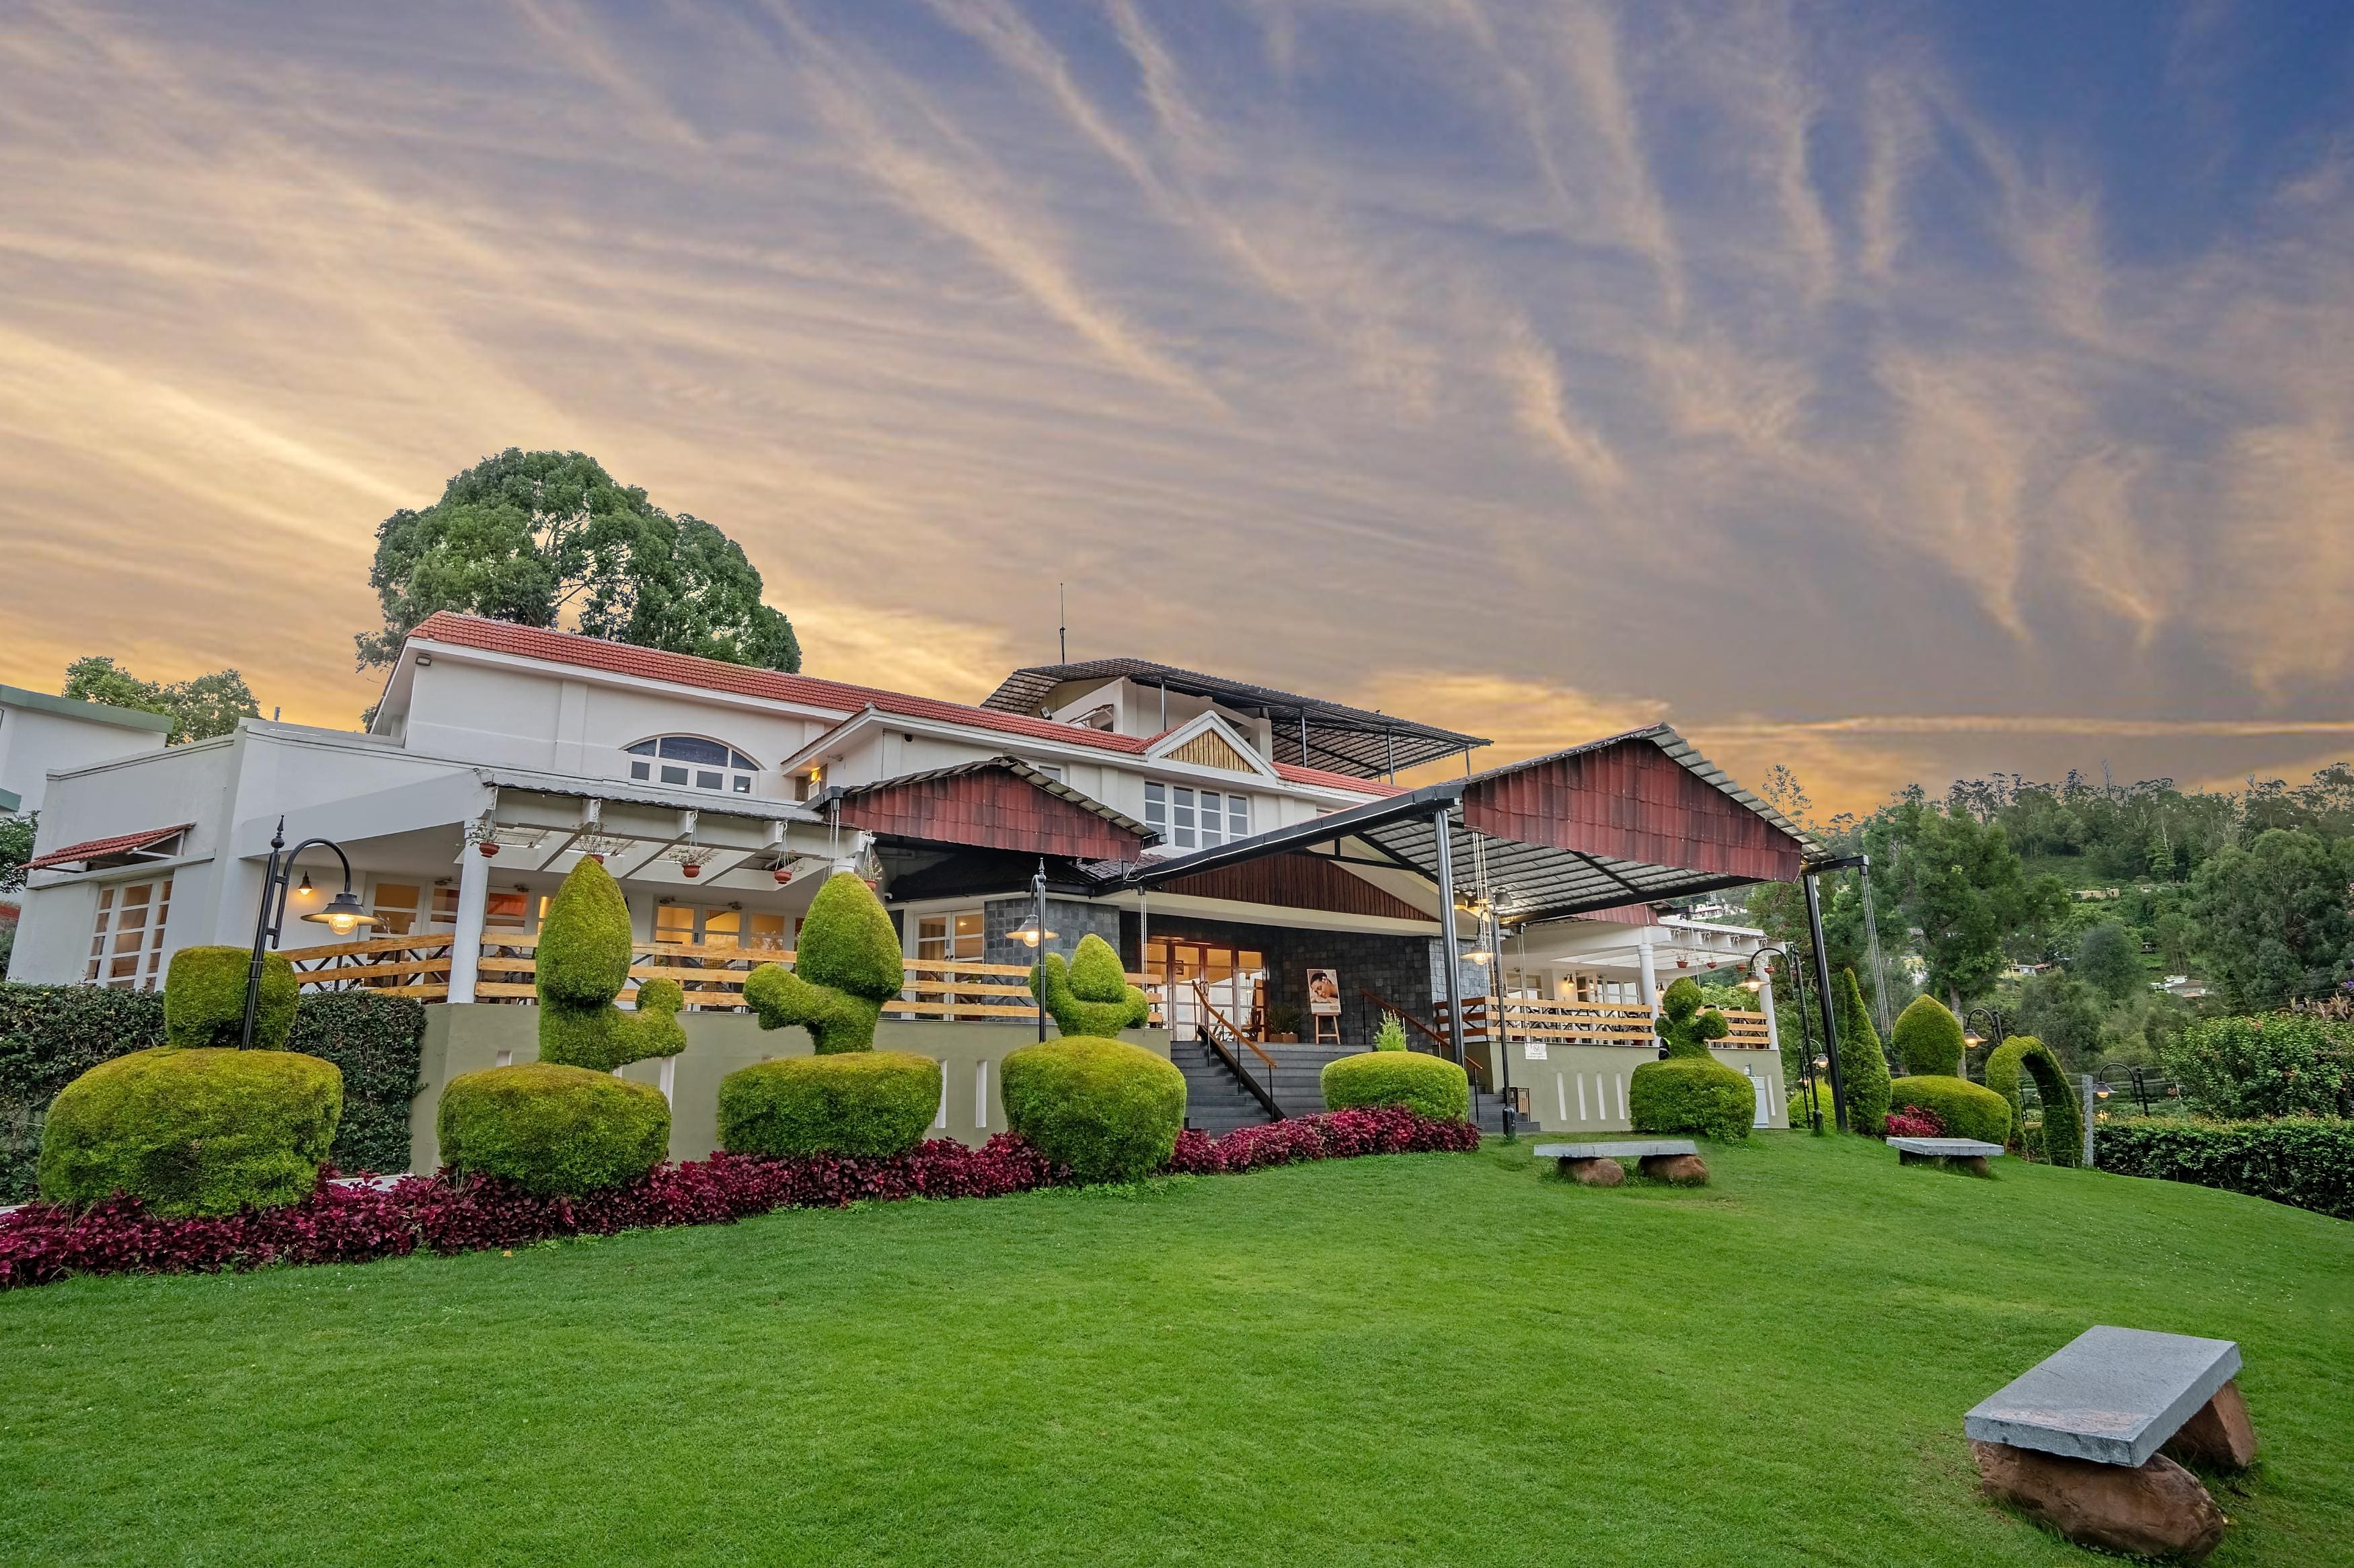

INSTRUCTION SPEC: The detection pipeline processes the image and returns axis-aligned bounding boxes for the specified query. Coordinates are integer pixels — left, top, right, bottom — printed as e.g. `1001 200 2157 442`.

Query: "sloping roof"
28 823 192 870
834 758 1153 861
833 756 1152 838
1114 726 1818 924
980 657 1486 779
0 684 174 734
410 614 1399 797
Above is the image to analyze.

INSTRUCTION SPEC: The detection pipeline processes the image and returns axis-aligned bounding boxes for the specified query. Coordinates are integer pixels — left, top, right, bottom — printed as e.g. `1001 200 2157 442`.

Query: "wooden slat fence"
1437 996 1774 1050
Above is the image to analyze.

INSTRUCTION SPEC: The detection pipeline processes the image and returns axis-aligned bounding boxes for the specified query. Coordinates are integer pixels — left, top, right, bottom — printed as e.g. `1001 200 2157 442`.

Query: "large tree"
2072 919 2143 1005
356 449 800 673
60 657 259 746
2189 828 2354 1010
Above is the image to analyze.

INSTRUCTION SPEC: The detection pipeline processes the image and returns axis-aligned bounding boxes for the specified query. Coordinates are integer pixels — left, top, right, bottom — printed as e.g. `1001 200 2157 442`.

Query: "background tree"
2014 970 2106 1067
0 811 34 896
2189 828 2354 1010
2072 920 2143 1005
357 448 800 673
60 657 259 745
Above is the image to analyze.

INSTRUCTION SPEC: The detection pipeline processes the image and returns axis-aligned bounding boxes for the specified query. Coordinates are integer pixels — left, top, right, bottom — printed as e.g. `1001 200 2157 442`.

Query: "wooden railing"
1436 996 1774 1050
1358 986 1488 1087
1189 981 1285 1120
285 934 1164 1024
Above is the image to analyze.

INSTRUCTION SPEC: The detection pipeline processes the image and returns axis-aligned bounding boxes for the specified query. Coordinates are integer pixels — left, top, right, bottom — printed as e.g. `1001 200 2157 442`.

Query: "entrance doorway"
1147 937 1266 1036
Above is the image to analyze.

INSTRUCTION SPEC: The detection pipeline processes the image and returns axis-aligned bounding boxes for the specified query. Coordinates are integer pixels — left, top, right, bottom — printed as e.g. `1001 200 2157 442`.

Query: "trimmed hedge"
1882 1074 2012 1145
1321 1050 1470 1122
1891 995 1965 1077
436 1062 671 1197
164 947 297 1050
2159 1013 2354 1120
38 1047 342 1216
718 1051 941 1158
2096 1118 2354 1221
1628 1056 1754 1141
1984 1033 2083 1166
1 982 424 1200
745 873 904 1054
999 1037 1186 1183
1031 934 1150 1038
537 859 685 1070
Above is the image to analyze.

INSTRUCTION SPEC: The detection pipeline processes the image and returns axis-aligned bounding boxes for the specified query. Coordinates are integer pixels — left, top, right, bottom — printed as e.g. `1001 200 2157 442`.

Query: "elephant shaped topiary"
1628 977 1755 1140
722 872 939 1159
1028 933 1151 1039
743 872 905 1054
38 945 344 1215
535 857 686 1072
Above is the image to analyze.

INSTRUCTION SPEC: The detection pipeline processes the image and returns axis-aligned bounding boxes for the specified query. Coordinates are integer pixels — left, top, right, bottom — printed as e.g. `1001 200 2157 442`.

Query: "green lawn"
3 1134 2350 1566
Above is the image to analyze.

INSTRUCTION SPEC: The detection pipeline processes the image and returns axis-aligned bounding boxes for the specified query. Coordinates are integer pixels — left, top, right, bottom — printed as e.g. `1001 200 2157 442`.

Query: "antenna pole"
1058 583 1067 663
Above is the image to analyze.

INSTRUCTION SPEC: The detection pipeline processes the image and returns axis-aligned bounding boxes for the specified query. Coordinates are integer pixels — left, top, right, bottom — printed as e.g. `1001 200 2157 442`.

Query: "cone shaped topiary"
1000 1037 1186 1183
743 873 905 1054
1983 1033 2084 1167
1030 933 1151 1038
164 946 297 1050
535 857 685 1071
1629 978 1754 1140
1892 994 1966 1076
1834 968 1893 1136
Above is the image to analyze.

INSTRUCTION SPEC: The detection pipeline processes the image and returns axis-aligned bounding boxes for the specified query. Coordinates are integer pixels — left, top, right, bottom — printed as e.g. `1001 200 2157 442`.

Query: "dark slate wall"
1142 912 1435 1050
981 896 1121 970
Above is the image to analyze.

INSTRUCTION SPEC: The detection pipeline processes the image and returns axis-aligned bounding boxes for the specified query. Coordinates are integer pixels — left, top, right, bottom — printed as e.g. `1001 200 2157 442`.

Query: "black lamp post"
1963 1005 2011 1084
1743 943 1829 1135
241 817 373 1048
1009 857 1059 1042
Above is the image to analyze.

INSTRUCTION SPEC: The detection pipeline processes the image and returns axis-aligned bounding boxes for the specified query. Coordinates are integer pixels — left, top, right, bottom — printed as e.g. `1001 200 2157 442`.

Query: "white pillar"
1636 931 1661 1021
448 840 491 1004
2081 1074 2096 1167
1759 978 1780 1052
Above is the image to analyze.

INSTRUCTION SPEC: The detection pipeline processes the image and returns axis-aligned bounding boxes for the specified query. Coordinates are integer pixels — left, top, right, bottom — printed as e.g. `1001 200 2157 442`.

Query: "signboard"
1305 968 1342 1016
1523 1040 1548 1061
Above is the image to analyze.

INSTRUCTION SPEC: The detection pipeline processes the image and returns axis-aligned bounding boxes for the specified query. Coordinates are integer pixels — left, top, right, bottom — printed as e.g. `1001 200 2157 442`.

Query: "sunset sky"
4 1 2353 814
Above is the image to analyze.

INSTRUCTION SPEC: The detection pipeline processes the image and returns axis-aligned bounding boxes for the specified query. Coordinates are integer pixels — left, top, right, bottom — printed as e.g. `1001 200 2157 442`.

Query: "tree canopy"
356 449 800 674
60 657 259 746
2189 828 2354 1011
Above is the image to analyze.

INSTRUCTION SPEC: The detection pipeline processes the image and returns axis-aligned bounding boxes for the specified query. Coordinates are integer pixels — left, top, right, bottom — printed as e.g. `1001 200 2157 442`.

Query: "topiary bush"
745 873 904 1054
999 1037 1186 1183
37 1046 342 1216
1881 1074 2012 1145
1629 1057 1755 1140
1891 994 1965 1076
536 858 685 1071
1983 1033 2083 1167
1833 968 1892 1136
1321 1050 1470 1121
437 1061 671 1196
1029 933 1149 1038
718 1051 942 1158
163 946 297 1050
1655 977 1729 1060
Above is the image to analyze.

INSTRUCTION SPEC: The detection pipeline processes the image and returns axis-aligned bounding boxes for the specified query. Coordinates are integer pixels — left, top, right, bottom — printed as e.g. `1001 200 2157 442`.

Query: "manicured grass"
2 1134 2350 1565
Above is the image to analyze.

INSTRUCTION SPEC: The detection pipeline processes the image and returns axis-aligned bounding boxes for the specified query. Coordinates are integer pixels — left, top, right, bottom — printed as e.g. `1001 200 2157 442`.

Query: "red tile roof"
408 613 1400 797
28 823 191 870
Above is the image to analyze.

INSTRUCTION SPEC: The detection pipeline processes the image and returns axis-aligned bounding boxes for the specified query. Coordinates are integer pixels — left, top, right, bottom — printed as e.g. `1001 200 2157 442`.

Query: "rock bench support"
1965 1327 2256 1564
1533 1140 1706 1187
1887 1135 2004 1178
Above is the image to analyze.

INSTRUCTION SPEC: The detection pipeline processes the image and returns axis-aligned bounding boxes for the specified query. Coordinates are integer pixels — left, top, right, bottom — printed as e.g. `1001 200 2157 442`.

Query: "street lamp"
1744 943 1839 1134
241 816 373 1048
1013 857 1058 1042
1963 1005 2011 1084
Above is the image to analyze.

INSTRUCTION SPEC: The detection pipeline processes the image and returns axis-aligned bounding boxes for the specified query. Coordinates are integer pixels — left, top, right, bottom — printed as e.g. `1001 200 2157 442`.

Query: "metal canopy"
979 657 1487 779
1108 726 1820 926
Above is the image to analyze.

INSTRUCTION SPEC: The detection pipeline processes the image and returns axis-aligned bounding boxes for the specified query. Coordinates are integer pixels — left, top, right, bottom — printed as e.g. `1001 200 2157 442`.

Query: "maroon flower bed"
0 1108 1475 1290
1884 1107 1946 1138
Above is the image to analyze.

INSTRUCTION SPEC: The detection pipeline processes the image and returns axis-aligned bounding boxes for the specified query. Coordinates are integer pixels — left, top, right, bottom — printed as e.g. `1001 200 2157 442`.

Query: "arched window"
625 736 760 795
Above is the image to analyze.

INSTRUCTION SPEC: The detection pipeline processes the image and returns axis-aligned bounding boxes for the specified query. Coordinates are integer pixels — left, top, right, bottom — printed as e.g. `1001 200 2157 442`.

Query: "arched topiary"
38 1047 342 1216
718 1052 942 1159
1892 995 1965 1076
164 946 297 1050
437 1061 671 1195
1001 1037 1186 1182
1630 979 1755 1140
1322 1051 1470 1120
744 873 904 1054
1882 1074 2012 1144
1030 933 1150 1039
1833 969 1893 1136
1984 1034 2084 1167
535 857 685 1071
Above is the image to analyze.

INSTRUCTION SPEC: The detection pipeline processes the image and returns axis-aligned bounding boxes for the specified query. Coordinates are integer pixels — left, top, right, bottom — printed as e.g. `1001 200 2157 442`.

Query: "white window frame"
84 877 174 990
625 736 761 795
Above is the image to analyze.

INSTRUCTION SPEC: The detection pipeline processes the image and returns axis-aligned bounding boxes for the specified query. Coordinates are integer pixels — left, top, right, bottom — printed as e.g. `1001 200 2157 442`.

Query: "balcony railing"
284 933 1165 1025
1437 996 1774 1050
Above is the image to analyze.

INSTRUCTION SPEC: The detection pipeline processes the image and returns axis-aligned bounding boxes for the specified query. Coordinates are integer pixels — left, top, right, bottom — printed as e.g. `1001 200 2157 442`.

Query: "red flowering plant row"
0 1108 1476 1290
1883 1107 1946 1138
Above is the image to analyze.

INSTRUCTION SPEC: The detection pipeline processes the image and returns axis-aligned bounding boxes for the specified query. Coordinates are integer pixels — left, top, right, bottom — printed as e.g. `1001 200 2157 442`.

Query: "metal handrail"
1189 984 1285 1120
1190 982 1278 1073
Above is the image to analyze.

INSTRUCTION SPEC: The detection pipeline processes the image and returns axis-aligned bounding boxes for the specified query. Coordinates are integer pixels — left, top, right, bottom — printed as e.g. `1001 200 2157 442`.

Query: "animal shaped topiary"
722 872 939 1159
1878 994 2010 1149
535 857 687 1071
38 945 344 1215
1628 976 1755 1140
1000 933 1184 1181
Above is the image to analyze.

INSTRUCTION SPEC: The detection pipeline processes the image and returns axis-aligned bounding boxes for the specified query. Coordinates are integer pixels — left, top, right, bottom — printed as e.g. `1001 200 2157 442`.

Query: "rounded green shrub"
164 946 297 1050
1320 1050 1470 1121
999 1038 1186 1183
1628 1056 1754 1141
718 1051 942 1158
38 1046 343 1216
1983 1034 2083 1167
1891 995 1966 1076
436 1061 670 1195
1030 933 1151 1039
745 873 905 1054
1882 1074 2012 1144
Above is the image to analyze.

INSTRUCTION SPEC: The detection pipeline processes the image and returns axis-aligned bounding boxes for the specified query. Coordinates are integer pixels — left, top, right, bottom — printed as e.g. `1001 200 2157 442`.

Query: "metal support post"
1802 869 1848 1132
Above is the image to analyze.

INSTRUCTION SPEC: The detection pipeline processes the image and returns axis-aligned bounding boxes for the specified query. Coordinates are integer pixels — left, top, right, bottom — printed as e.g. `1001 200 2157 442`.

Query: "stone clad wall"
1139 913 1435 1049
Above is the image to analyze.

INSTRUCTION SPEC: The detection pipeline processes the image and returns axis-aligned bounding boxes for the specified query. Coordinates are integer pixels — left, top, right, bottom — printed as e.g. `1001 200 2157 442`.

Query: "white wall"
0 701 167 814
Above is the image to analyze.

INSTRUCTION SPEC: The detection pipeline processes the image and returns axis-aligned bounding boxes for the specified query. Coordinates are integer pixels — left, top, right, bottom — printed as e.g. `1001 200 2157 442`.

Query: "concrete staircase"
1170 1035 1273 1136
1173 1034 1543 1138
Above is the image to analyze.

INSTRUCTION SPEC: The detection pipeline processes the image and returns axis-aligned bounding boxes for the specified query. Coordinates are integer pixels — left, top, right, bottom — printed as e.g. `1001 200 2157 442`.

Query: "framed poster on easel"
1305 968 1341 1045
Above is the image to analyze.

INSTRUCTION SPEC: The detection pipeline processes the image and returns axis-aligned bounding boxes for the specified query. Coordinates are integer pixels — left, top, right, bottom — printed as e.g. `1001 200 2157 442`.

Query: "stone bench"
1965 1327 2257 1563
1887 1135 2006 1177
1533 1140 1706 1187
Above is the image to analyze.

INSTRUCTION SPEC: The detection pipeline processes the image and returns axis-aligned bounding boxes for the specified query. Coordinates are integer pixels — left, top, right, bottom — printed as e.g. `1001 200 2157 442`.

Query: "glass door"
1148 938 1265 1036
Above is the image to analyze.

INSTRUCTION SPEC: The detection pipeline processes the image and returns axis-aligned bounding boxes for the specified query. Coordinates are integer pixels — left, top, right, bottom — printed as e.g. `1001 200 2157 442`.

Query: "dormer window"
1145 782 1249 849
626 736 759 794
